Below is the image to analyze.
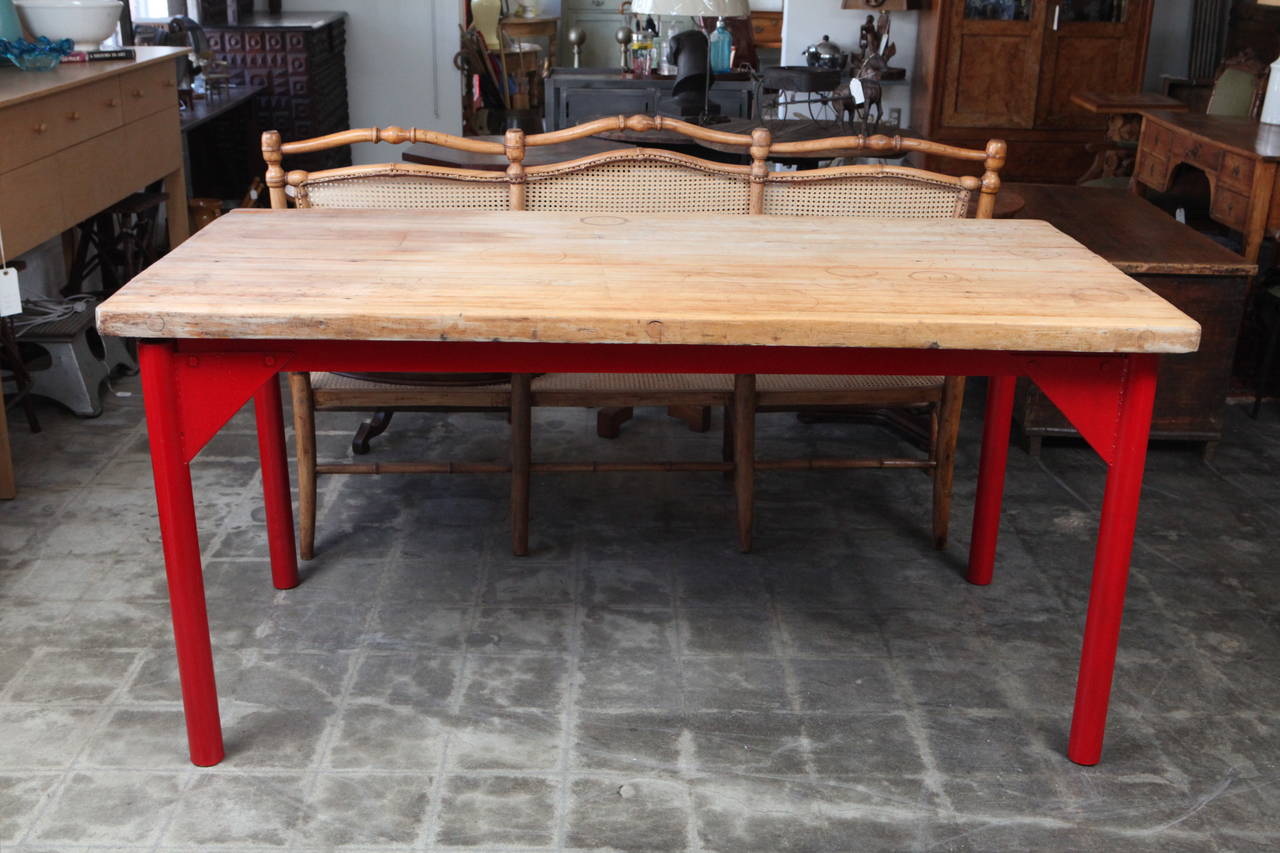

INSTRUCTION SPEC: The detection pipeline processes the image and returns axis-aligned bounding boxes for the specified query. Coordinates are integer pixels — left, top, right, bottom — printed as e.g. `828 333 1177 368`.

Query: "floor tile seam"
191 456 272 570
142 763 201 853
12 692 134 848
298 520 409 821
664 546 703 853
21 417 150 565
876 652 954 818
550 537 586 853
419 528 495 852
764 585 818 780
1118 548 1258 786
0 645 48 704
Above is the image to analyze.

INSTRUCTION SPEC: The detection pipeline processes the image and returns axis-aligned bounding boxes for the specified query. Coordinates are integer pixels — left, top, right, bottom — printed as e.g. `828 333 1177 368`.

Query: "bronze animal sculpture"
833 12 896 135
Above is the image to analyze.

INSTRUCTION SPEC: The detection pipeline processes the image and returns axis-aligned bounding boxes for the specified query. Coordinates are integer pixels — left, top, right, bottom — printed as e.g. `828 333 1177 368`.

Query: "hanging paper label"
0 268 20 317
848 78 865 106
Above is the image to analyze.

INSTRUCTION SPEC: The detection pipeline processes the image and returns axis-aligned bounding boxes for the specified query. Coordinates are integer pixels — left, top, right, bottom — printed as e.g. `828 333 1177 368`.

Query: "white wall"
258 1 463 163
779 0 916 123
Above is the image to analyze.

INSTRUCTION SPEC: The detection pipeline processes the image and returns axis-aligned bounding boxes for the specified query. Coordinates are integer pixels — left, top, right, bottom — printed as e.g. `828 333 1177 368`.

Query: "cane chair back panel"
297 171 511 210
525 158 752 214
762 172 970 219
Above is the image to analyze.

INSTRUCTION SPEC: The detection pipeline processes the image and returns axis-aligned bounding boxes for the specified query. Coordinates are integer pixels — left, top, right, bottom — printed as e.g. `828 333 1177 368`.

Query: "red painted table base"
138 339 1159 768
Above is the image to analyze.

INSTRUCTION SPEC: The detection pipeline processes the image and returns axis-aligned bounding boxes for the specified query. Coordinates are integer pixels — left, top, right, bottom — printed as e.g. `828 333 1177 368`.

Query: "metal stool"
16 301 133 418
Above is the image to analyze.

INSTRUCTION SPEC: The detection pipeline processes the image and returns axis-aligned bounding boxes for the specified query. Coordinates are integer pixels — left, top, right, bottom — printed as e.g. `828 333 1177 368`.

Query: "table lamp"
628 0 749 122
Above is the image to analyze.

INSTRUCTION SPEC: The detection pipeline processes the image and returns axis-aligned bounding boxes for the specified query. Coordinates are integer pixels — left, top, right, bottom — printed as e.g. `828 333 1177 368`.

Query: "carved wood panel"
205 19 350 172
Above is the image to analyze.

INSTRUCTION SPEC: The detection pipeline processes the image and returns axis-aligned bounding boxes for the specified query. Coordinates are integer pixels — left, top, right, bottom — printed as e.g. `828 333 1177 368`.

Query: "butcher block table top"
96 208 1200 354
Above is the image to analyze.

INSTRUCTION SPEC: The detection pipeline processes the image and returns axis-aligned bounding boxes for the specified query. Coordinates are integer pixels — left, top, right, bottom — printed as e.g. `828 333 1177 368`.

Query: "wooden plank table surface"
97 208 1199 353
96 207 1200 770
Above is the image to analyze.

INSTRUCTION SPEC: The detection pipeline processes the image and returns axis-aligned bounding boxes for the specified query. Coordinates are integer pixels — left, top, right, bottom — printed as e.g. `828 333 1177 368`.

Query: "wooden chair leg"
721 404 734 460
511 373 532 556
596 406 634 438
0 398 15 499
287 372 317 561
667 404 711 432
733 374 756 553
931 376 966 550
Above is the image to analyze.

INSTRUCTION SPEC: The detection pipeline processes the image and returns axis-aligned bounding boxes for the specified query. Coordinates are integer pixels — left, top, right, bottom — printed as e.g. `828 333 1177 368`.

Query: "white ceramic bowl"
15 0 123 52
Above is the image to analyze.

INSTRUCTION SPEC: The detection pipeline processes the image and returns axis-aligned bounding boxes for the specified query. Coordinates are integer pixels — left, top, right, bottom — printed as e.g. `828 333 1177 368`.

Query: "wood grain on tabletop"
1011 184 1256 277
1068 91 1188 114
96 208 1201 354
1143 111 1280 161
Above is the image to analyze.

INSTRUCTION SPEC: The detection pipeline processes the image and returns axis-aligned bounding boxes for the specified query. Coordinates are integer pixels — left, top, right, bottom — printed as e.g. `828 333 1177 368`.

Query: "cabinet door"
1034 0 1153 128
941 0 1047 129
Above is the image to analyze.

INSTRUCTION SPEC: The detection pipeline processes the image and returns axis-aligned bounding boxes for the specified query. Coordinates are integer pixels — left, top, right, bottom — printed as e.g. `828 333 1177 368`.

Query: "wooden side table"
1012 183 1256 459
498 16 558 112
1069 91 1189 183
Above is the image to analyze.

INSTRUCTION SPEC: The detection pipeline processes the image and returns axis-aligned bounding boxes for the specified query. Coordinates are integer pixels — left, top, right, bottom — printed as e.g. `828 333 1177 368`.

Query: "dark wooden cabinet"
1011 184 1255 458
913 0 1153 182
204 12 350 172
544 70 756 131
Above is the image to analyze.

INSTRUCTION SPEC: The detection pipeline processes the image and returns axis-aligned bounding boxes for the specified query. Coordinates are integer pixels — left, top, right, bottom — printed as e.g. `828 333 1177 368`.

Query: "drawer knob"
106 97 119 107
67 111 80 121
162 79 175 88
132 88 144 98
33 121 48 134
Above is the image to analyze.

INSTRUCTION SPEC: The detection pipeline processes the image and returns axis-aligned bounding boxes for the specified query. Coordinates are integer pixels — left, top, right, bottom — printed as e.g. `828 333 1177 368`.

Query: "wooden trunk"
912 0 1154 183
1010 183 1253 456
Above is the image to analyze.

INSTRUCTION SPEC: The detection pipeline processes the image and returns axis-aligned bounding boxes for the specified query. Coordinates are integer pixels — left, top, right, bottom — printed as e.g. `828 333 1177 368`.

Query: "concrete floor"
1 375 1278 852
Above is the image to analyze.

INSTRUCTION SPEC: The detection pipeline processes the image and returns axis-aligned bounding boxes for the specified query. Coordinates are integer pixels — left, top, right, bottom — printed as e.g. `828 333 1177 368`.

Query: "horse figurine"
832 13 896 136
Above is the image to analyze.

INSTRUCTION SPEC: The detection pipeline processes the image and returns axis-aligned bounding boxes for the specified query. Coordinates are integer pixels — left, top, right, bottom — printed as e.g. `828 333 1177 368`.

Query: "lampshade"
628 0 751 16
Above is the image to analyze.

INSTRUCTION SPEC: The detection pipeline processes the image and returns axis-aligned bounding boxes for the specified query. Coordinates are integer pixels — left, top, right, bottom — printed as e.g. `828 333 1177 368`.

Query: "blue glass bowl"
4 51 62 70
0 36 72 71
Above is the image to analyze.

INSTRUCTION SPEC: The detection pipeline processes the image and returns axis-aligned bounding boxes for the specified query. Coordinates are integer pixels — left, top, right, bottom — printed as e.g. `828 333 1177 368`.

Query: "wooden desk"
98 209 1198 769
0 45 190 499
1133 111 1280 263
1012 184 1255 457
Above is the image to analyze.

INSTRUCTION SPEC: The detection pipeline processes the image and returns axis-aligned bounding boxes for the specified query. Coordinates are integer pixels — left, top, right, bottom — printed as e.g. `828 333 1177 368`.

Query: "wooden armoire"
911 0 1154 182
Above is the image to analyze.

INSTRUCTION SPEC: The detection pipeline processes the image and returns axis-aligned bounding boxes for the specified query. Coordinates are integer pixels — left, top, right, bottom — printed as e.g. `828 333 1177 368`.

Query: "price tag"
848 78 865 106
0 267 20 317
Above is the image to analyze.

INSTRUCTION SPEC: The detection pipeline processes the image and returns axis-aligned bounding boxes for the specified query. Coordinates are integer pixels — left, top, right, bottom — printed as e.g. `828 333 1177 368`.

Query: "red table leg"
1067 354 1158 765
139 342 225 767
967 375 1015 585
254 376 300 590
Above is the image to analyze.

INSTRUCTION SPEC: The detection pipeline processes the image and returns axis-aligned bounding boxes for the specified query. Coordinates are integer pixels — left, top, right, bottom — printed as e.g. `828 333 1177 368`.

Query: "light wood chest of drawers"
0 46 190 500
0 46 191 259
